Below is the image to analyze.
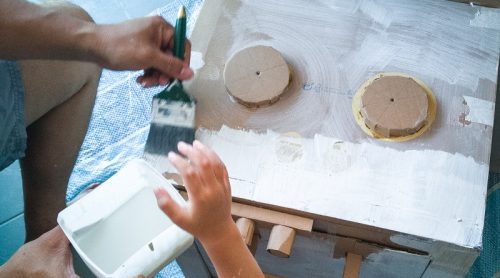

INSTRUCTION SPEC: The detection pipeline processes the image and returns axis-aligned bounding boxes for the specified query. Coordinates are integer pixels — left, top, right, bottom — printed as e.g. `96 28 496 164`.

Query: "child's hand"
154 140 233 245
155 141 264 277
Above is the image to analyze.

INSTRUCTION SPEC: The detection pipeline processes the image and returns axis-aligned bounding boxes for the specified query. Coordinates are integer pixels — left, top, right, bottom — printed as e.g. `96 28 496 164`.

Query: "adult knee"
40 0 95 23
83 62 102 97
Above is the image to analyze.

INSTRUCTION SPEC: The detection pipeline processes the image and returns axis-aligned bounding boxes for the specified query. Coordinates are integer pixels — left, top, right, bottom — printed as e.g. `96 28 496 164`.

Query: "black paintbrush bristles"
144 123 195 155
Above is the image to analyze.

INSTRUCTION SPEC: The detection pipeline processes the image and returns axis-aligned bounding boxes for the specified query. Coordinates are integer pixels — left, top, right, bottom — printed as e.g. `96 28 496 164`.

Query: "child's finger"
193 140 226 189
177 142 203 166
221 163 231 195
168 151 201 196
180 142 219 187
153 187 189 230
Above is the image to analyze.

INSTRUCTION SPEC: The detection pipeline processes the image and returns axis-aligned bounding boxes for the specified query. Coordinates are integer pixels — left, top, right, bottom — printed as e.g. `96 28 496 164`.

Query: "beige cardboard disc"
352 73 437 142
223 45 290 108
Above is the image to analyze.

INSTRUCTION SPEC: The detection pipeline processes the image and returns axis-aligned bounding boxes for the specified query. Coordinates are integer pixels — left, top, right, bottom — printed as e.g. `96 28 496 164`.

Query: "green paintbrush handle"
154 6 188 101
173 6 187 61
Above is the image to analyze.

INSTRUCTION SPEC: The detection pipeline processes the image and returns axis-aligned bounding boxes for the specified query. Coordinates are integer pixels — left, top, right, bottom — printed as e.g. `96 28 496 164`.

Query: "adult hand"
91 16 193 88
0 226 78 278
154 140 233 245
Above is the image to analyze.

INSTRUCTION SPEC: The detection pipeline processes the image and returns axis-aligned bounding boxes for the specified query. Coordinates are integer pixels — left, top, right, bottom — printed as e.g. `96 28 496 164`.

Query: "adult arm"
0 0 192 85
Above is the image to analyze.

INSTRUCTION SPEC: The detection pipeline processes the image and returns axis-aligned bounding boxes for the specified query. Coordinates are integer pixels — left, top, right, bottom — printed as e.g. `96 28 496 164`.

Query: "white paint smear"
189 51 205 70
463 95 495 126
470 8 500 31
197 126 488 249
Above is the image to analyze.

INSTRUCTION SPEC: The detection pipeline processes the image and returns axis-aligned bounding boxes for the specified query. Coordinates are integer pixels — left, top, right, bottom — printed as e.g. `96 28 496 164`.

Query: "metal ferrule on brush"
151 98 196 128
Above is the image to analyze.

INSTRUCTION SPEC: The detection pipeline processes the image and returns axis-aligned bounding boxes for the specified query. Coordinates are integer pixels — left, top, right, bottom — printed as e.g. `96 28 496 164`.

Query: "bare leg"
19 3 101 241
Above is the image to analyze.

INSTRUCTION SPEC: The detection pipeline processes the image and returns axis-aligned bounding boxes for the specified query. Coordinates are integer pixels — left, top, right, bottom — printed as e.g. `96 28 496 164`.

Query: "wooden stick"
343 253 362 278
236 217 255 247
267 225 296 258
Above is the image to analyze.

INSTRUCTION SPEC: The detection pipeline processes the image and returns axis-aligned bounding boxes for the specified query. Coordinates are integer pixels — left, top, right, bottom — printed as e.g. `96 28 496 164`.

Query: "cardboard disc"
223 45 290 108
352 73 437 142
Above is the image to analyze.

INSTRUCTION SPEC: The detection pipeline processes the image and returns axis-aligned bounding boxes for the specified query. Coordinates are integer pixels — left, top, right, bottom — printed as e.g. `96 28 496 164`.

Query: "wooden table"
150 0 500 277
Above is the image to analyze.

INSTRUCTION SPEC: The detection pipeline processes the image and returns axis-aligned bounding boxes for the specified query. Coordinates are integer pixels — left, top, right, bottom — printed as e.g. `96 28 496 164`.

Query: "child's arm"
154 140 264 278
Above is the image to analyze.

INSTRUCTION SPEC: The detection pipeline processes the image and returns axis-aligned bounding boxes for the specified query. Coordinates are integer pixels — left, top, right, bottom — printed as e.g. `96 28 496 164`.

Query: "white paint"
184 0 500 163
197 126 488 249
75 188 172 274
359 0 392 28
217 0 500 104
164 1 499 275
190 51 205 71
463 95 495 126
58 159 193 277
470 7 500 31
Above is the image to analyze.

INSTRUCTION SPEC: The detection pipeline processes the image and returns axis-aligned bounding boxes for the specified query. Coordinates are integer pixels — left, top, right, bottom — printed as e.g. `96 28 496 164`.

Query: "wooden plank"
343 253 362 278
178 190 313 232
232 202 313 232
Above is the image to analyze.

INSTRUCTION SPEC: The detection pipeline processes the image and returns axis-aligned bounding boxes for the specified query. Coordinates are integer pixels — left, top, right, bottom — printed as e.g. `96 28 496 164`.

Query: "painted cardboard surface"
154 126 487 251
184 0 499 161
148 2 499 275
141 3 500 277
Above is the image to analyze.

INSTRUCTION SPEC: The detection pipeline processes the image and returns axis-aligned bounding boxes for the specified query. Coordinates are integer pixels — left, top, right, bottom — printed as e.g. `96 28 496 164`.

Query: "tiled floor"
0 161 24 265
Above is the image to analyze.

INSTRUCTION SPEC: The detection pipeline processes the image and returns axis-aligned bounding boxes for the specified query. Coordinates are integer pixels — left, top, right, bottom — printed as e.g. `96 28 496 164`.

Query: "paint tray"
57 159 193 277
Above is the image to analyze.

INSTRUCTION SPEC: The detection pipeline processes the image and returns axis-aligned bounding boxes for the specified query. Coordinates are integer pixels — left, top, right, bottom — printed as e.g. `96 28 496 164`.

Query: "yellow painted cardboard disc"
352 72 437 142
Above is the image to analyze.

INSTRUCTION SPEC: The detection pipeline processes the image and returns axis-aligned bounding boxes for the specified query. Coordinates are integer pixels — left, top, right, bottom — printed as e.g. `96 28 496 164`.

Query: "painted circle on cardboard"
352 73 437 142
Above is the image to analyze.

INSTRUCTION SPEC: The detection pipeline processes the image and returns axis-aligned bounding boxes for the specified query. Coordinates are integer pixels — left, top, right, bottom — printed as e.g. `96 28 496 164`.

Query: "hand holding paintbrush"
144 6 197 157
137 11 193 88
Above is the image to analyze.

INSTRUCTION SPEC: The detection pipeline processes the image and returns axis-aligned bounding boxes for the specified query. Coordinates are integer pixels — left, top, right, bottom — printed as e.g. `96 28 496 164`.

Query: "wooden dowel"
343 253 362 278
236 217 255 247
266 225 296 258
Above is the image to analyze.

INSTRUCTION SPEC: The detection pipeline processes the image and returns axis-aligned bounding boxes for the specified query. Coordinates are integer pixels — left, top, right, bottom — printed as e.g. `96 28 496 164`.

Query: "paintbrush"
144 5 195 156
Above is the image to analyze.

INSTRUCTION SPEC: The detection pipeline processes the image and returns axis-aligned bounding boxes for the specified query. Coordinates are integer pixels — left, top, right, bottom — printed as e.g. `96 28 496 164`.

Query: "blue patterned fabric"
0 61 27 171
